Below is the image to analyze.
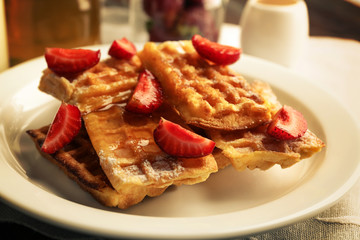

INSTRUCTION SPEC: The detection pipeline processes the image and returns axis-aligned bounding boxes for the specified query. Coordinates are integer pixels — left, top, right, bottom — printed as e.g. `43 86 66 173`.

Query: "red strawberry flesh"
191 34 241 65
267 105 307 140
126 69 163 114
154 118 215 158
108 38 137 60
41 102 82 154
45 48 100 76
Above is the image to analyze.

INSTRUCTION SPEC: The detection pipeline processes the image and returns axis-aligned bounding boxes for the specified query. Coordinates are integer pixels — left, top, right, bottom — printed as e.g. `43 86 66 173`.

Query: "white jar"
240 0 309 67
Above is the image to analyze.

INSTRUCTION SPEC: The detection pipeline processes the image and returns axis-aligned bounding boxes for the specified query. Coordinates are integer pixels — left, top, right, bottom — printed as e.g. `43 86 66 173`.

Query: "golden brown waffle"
83 103 218 207
26 125 143 208
208 126 325 171
31 40 325 209
250 81 282 117
138 41 271 131
207 81 325 171
37 51 217 208
39 56 142 114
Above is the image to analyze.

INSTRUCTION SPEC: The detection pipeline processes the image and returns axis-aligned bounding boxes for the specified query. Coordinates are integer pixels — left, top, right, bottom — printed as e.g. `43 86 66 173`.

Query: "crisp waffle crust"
138 41 271 130
39 57 143 114
26 126 129 208
207 81 325 171
83 104 218 208
28 40 325 208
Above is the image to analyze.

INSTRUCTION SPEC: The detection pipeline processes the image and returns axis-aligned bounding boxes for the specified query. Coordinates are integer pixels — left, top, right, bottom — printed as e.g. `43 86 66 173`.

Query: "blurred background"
2 0 359 68
226 0 360 40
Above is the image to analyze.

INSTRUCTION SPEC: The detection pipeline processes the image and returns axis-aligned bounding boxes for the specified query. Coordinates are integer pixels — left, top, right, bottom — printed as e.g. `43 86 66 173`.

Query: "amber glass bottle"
5 0 100 66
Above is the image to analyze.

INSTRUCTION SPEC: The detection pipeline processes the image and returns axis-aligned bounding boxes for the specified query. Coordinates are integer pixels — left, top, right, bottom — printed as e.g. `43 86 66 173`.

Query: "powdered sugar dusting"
98 150 186 185
137 139 149 147
98 150 121 175
141 158 185 183
121 165 148 182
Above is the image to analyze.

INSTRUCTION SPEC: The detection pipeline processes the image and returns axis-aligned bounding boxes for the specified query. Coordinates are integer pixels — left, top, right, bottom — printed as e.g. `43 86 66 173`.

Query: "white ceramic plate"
0 45 359 239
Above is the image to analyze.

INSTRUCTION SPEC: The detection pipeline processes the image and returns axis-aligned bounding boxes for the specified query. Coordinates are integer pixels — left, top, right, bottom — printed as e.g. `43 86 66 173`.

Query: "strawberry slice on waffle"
108 38 137 60
45 48 100 76
267 105 308 140
126 69 164 114
192 34 241 65
41 102 82 154
154 118 215 158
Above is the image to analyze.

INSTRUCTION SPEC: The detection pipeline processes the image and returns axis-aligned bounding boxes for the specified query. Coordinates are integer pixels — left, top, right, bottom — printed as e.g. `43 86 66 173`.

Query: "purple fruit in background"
143 0 184 29
143 0 220 42
143 0 184 17
177 6 219 41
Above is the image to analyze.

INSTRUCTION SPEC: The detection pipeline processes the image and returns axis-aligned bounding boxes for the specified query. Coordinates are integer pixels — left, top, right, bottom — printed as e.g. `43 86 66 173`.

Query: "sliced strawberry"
108 38 137 59
41 102 82 154
153 118 215 158
125 69 163 114
45 48 100 76
191 34 241 65
267 105 308 140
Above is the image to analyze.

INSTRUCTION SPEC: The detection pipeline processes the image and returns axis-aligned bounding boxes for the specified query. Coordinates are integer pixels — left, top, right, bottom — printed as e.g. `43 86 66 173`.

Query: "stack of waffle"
27 40 324 209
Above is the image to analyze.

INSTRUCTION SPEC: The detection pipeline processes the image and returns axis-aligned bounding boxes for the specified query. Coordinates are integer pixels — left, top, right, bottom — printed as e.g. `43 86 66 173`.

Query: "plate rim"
0 44 360 239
